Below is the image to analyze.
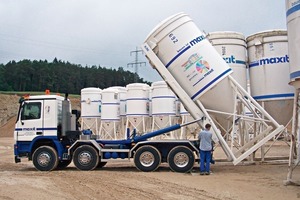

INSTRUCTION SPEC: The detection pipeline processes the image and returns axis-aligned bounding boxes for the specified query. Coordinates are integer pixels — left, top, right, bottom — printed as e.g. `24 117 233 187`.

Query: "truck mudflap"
15 156 21 163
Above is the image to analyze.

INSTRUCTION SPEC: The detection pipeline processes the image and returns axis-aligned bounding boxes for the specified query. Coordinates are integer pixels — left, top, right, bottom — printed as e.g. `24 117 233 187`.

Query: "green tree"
0 59 151 94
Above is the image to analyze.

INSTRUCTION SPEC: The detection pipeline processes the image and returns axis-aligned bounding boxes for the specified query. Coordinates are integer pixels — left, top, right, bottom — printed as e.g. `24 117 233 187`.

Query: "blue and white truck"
14 93 202 172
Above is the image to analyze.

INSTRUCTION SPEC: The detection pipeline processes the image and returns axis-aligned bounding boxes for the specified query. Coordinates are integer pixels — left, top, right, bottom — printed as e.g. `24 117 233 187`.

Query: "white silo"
286 1 300 87
285 0 300 183
109 86 127 136
179 102 201 140
206 31 248 142
151 81 179 139
207 31 247 89
80 87 101 134
99 88 121 140
125 83 151 135
149 88 153 117
247 30 294 126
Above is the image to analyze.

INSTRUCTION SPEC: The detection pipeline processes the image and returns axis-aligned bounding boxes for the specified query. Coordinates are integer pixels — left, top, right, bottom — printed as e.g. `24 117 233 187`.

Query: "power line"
127 47 146 82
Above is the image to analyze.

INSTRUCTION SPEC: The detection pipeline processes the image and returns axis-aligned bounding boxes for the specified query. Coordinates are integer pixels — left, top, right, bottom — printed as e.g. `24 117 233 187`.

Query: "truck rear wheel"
167 146 195 173
57 160 72 169
32 146 59 171
73 145 99 171
134 145 161 172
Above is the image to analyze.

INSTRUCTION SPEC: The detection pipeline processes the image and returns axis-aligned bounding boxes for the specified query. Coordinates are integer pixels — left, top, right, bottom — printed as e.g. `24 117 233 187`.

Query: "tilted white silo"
80 87 102 135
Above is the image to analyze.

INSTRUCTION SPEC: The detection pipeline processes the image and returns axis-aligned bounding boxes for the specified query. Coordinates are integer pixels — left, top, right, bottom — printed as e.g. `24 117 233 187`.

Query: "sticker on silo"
167 34 232 100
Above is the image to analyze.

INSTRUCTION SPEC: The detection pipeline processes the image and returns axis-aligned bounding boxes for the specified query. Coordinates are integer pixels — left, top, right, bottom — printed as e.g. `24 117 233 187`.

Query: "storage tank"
207 31 247 89
99 88 121 140
286 0 300 87
144 12 235 120
179 102 201 139
151 81 178 139
109 86 127 135
80 87 101 135
125 83 151 135
286 0 300 162
207 31 248 132
247 30 294 126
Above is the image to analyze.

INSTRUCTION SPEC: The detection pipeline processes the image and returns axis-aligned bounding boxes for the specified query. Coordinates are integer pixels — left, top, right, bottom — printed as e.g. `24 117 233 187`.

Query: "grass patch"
0 91 80 98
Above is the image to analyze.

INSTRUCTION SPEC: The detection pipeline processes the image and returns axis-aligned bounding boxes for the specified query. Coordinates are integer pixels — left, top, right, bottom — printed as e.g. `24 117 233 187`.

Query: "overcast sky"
0 0 287 82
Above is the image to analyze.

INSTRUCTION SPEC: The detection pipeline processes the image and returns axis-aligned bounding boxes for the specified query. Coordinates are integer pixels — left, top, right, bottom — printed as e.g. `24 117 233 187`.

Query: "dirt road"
0 137 299 200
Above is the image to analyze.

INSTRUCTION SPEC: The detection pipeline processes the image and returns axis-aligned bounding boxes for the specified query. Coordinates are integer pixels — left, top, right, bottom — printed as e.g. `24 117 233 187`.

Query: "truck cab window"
21 102 41 120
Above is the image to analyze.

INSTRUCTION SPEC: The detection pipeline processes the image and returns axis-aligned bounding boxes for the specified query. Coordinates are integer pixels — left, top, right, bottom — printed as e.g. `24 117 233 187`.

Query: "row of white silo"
207 30 294 131
80 81 191 140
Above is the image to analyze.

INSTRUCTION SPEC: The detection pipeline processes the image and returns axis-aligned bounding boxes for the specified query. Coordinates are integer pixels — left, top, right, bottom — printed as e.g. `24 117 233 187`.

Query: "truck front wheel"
97 162 107 168
134 145 161 172
73 145 99 171
32 146 59 171
167 146 195 173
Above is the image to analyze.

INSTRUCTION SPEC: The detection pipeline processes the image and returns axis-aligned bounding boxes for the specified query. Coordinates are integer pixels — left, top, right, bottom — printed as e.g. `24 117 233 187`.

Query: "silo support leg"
284 89 300 186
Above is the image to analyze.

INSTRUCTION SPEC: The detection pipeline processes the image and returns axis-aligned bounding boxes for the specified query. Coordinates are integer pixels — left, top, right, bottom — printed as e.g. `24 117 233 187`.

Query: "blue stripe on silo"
191 68 232 100
152 96 176 99
249 62 259 68
253 93 294 100
290 70 300 79
286 4 300 17
166 45 191 68
126 98 149 101
236 60 246 65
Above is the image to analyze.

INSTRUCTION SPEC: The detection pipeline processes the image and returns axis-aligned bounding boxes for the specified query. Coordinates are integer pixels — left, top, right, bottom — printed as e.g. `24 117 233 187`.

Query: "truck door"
15 100 44 141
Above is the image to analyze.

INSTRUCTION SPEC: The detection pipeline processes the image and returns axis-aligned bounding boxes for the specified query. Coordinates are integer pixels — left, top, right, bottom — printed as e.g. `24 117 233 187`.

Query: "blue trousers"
200 150 211 173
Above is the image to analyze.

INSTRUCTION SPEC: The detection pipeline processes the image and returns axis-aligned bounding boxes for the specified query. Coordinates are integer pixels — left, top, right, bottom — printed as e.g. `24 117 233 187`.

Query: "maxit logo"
249 55 289 68
189 35 205 47
223 55 246 65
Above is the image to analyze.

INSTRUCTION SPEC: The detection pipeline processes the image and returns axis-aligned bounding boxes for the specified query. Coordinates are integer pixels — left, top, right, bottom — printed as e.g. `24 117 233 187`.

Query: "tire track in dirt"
46 169 163 200
113 170 232 200
41 167 231 200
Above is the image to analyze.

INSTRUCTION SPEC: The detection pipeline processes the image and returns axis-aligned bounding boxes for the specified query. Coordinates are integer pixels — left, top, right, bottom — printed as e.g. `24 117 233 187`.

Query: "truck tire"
167 146 195 173
73 145 99 171
57 160 72 169
134 145 161 172
97 162 107 168
32 146 59 171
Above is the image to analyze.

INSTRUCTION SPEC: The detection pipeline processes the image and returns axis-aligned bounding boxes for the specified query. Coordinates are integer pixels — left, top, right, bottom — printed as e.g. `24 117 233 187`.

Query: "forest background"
0 58 150 94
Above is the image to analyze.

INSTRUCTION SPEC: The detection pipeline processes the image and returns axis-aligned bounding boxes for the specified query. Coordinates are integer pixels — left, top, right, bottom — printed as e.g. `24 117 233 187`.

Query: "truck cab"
14 94 80 171
14 95 64 141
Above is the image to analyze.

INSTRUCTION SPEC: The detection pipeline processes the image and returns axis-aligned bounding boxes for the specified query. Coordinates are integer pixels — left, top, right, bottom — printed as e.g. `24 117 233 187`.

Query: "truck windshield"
21 102 41 120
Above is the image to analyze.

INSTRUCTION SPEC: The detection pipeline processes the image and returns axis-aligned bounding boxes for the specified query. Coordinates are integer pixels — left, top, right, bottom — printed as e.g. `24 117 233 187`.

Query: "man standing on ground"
198 123 212 175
